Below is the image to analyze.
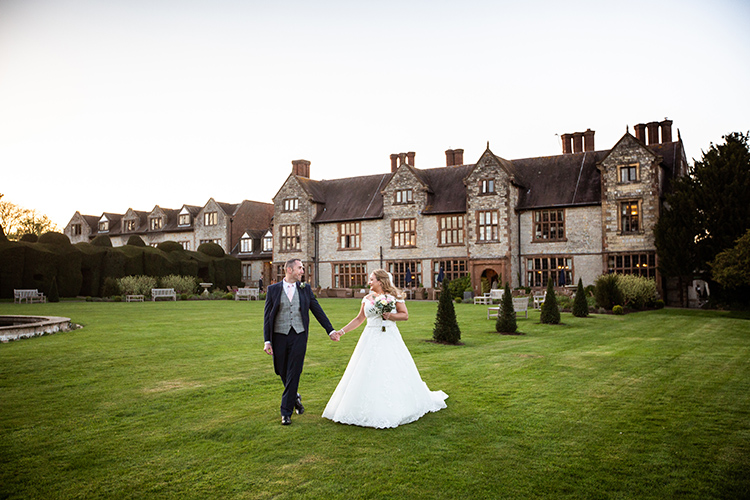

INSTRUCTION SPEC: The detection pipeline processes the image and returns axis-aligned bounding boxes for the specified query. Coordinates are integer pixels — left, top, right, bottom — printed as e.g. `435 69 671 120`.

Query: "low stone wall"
0 316 73 342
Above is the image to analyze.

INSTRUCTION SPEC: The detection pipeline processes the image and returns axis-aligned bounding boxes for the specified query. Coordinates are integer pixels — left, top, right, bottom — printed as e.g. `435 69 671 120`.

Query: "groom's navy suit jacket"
263 282 334 344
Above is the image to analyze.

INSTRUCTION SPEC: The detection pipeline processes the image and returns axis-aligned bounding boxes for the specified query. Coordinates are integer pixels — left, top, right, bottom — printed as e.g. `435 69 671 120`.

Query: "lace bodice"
363 294 403 326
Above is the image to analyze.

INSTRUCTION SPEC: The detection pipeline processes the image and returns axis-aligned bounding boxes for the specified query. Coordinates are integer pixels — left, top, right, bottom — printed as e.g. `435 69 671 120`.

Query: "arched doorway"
480 268 500 294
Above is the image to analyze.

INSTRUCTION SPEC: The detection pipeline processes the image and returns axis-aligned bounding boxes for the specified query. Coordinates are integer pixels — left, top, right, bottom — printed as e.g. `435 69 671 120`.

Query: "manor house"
270 119 686 296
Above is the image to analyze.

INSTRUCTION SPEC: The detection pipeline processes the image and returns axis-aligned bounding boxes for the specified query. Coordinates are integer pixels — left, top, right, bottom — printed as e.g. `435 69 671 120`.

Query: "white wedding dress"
322 295 448 428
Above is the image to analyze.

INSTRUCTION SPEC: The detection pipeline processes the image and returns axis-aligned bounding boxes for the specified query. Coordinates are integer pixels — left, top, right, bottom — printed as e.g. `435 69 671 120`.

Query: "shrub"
197 242 225 258
454 298 462 304
618 274 657 310
126 235 146 247
572 278 589 317
101 277 121 297
38 232 70 246
446 275 471 299
594 274 623 310
112 295 122 302
612 305 624 315
223 292 234 300
655 299 665 309
157 241 184 253
158 275 198 295
433 279 461 344
118 275 158 296
495 282 517 334
91 235 112 247
20 234 38 242
540 278 560 324
48 276 60 302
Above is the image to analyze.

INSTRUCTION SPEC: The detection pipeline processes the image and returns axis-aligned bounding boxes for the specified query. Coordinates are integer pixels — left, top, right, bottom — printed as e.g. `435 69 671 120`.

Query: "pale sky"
1 0 749 229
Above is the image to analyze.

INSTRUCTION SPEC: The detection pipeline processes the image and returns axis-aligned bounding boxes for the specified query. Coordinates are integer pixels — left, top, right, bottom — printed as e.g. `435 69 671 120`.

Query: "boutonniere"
299 282 307 289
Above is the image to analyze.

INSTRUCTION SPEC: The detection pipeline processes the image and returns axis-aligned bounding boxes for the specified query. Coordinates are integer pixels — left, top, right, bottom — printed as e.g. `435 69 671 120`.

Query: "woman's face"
368 273 382 292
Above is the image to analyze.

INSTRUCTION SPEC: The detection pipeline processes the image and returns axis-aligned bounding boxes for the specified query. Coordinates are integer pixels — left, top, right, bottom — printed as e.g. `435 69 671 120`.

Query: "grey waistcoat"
274 287 305 334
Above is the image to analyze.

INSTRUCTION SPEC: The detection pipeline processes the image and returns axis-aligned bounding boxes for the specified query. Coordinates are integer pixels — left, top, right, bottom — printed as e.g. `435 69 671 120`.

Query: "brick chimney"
292 159 310 178
572 132 584 153
390 154 399 172
445 149 455 166
561 134 572 154
660 119 673 143
634 123 646 142
406 151 415 166
453 149 464 165
398 152 407 166
646 122 660 145
583 129 595 152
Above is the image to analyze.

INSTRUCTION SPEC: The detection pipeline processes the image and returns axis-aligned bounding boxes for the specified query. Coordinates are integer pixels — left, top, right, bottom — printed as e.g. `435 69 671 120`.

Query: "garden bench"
14 289 46 304
126 295 144 302
235 288 259 301
475 288 503 305
151 288 176 301
487 297 529 319
533 292 546 309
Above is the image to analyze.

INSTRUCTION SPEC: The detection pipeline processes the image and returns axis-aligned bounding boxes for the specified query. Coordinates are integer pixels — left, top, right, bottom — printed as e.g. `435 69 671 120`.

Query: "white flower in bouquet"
373 294 396 331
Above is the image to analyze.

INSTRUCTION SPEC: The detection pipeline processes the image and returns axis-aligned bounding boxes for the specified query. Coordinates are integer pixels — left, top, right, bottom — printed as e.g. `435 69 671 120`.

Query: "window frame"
279 224 301 252
178 214 191 226
607 252 656 278
394 189 413 204
480 178 495 195
526 256 573 288
387 260 422 288
437 215 465 246
533 209 566 242
98 220 109 232
476 210 499 242
72 224 82 236
333 262 368 288
619 200 641 234
240 237 253 253
338 222 361 250
432 259 468 288
392 218 417 248
149 218 162 230
283 198 299 212
204 212 218 226
618 163 639 183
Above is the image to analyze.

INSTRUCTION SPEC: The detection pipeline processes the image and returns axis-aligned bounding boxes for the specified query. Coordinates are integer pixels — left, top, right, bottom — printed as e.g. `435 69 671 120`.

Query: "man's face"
286 260 304 282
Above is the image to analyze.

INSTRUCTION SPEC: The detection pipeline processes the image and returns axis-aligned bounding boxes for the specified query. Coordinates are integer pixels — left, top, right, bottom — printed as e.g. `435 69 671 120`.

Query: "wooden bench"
235 288 259 301
126 294 144 302
487 297 530 319
474 289 503 305
151 288 176 301
533 292 547 309
14 289 46 304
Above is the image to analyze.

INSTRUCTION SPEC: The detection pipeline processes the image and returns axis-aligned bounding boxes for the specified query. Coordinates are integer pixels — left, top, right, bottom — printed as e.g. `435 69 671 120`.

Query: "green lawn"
1 300 748 499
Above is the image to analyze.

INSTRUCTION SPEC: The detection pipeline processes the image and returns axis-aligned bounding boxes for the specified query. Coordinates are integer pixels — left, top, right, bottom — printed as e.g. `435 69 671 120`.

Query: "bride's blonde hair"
372 269 403 299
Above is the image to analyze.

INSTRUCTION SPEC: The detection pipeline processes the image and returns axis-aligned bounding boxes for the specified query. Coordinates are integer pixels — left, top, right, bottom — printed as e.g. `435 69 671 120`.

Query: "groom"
263 258 339 425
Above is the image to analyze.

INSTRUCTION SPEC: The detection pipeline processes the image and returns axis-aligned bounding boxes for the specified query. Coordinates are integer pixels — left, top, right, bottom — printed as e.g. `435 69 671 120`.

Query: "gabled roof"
418 165 474 214
514 150 608 209
310 173 392 223
231 200 274 250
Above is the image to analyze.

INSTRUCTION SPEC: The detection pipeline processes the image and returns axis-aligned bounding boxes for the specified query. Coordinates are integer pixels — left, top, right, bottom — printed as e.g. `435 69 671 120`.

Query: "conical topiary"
540 277 560 324
572 278 589 317
495 282 517 333
48 276 60 303
433 279 461 344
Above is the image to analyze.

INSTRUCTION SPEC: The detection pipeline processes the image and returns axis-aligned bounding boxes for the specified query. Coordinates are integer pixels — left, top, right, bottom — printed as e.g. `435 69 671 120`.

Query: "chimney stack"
646 122 660 145
660 119 673 143
583 129 595 152
390 154 399 172
561 134 572 154
572 132 584 153
291 159 310 178
453 149 464 165
634 123 646 142
445 149 455 166
398 152 407 166
406 151 415 166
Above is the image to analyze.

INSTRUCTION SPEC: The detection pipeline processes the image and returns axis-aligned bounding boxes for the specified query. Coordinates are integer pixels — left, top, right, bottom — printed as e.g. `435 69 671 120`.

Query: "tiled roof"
418 165 474 214
309 173 392 223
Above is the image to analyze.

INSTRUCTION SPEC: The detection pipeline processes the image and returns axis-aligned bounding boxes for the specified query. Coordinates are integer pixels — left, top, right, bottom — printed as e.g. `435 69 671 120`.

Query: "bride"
322 269 448 428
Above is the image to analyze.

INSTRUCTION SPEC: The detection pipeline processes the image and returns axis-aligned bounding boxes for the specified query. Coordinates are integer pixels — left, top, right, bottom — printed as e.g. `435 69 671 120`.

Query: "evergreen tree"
495 282 517 333
48 276 60 303
433 279 461 344
540 278 560 324
572 278 589 317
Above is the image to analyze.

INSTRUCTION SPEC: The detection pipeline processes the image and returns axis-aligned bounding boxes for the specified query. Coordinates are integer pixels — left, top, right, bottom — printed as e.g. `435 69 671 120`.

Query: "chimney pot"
445 149 455 166
291 159 311 178
660 119 673 143
406 151 415 166
390 154 399 172
561 133 572 154
646 121 660 145
583 129 595 152
634 123 646 142
453 149 464 166
398 152 407 166
572 132 584 153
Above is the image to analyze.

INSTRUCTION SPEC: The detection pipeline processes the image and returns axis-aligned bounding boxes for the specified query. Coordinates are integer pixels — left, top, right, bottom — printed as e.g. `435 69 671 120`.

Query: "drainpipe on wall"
517 211 522 288
379 246 383 270
314 224 320 288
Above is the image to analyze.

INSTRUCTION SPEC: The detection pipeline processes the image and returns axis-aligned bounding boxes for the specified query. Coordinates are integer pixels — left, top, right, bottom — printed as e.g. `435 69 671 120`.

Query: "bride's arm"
383 300 408 322
339 302 367 334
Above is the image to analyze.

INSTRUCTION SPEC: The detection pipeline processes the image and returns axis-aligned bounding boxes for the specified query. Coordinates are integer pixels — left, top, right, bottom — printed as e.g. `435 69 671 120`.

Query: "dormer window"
125 220 136 231
284 198 299 211
480 179 495 194
263 231 273 252
395 189 413 204
98 219 109 232
619 163 639 183
150 218 162 230
240 233 253 253
179 214 190 226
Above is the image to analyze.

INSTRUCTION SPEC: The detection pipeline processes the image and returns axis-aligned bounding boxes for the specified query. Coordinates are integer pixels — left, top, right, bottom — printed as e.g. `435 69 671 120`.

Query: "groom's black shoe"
294 394 305 415
281 416 292 425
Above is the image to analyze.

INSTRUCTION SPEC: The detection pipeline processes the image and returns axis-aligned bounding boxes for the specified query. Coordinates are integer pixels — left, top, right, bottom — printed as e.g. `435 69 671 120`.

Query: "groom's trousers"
272 327 308 417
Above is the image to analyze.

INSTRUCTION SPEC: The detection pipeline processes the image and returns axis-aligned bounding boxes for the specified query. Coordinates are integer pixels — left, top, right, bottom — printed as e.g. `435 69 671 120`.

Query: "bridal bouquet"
373 294 396 332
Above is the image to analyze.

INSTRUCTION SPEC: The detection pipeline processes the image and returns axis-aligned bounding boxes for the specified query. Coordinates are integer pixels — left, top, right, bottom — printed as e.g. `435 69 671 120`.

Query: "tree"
433 279 461 344
0 194 58 240
572 278 589 317
710 229 750 290
495 282 517 333
540 278 560 324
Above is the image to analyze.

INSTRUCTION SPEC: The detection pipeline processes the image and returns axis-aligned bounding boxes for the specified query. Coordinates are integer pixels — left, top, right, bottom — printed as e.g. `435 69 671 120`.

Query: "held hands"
329 330 345 341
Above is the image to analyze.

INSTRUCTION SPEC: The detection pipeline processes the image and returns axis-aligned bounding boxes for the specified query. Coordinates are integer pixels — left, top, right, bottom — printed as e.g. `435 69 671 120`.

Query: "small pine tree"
48 276 60 303
433 279 461 344
495 282 517 333
540 278 560 324
572 278 589 317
